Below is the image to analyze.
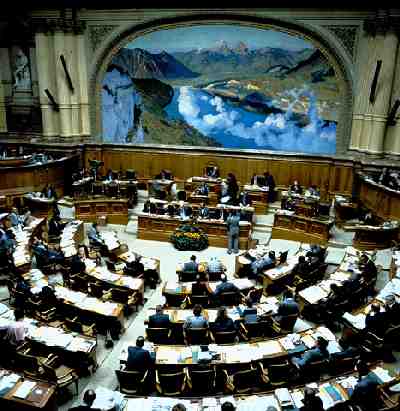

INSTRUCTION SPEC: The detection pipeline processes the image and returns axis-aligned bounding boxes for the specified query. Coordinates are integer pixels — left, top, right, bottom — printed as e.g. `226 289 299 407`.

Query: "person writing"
126 336 155 371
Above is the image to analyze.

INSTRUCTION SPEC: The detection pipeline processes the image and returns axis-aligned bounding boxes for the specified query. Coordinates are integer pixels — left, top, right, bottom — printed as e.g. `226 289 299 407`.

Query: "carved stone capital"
33 18 86 35
363 10 400 38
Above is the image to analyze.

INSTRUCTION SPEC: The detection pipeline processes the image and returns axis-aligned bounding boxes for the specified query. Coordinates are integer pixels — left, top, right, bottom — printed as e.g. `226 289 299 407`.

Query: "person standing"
226 210 240 254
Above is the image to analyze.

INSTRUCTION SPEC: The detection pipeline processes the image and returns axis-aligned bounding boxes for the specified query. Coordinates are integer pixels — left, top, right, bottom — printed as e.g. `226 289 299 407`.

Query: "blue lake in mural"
102 24 340 154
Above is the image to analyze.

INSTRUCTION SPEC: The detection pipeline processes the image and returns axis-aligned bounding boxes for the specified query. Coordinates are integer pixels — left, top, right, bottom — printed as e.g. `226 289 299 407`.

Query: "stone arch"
89 13 355 155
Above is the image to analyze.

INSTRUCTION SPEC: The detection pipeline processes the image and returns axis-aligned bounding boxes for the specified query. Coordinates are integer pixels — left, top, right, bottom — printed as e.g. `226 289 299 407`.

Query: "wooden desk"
74 197 129 224
121 364 395 411
358 173 400 220
23 194 56 218
0 155 32 167
138 214 252 249
271 211 334 245
0 371 57 411
120 325 338 365
334 199 359 226
243 184 269 214
184 177 222 193
343 223 400 250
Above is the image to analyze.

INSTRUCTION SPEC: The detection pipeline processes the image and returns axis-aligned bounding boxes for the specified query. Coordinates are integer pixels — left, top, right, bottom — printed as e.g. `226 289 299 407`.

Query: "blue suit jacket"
126 346 154 371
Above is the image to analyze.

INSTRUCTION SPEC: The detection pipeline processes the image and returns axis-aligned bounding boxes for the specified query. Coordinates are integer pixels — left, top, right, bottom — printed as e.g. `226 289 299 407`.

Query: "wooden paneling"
271 213 334 245
0 155 79 208
75 198 129 224
83 146 355 200
359 177 400 220
138 215 251 249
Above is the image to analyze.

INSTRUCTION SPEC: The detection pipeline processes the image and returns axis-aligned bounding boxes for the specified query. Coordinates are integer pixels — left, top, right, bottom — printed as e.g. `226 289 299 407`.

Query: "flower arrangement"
171 223 209 251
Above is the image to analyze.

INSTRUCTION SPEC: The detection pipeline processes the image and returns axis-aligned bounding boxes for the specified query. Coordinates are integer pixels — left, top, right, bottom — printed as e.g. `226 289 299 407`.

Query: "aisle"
61 227 247 410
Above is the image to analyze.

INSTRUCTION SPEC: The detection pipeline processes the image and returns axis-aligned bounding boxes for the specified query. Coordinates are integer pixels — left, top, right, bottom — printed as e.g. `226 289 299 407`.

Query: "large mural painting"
102 24 341 154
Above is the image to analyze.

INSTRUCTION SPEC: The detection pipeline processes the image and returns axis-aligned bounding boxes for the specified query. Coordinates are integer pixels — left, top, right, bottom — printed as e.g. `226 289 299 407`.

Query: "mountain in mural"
285 49 335 82
110 48 199 80
171 42 315 76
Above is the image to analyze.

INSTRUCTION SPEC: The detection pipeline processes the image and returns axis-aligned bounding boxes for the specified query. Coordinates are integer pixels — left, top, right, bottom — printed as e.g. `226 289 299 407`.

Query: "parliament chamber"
1 4 400 411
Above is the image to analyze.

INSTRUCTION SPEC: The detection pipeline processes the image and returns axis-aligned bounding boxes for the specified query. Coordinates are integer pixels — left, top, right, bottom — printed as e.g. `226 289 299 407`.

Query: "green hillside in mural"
102 24 341 154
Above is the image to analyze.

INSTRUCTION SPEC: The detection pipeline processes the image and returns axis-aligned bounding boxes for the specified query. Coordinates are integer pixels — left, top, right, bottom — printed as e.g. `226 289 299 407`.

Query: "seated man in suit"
148 305 170 329
197 182 209 196
87 222 104 248
238 191 251 207
358 253 377 282
213 274 239 298
238 297 258 324
307 244 325 262
206 166 219 178
350 360 380 411
292 255 310 280
291 337 330 370
48 214 65 238
250 251 276 279
273 290 299 330
289 180 303 195
126 336 155 371
384 294 400 325
198 203 209 219
183 304 209 330
183 255 198 273
69 389 100 411
300 387 323 411
365 303 387 337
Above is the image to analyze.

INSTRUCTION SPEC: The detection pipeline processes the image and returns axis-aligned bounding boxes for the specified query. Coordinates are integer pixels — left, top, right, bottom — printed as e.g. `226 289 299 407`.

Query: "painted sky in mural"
102 24 341 154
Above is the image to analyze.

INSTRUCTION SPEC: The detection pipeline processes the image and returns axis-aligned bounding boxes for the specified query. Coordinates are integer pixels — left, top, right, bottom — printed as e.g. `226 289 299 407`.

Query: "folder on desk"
13 381 36 399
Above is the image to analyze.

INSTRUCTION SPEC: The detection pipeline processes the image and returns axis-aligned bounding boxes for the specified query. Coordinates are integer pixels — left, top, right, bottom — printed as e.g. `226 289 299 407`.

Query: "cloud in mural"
168 86 336 154
101 23 341 153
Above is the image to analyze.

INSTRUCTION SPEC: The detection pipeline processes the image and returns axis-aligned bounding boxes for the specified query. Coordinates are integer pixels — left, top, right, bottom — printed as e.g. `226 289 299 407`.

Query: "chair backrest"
232 367 258 393
189 366 216 394
267 360 291 385
115 369 146 395
110 288 130 304
106 260 116 272
191 294 210 307
278 314 298 333
179 271 198 282
89 282 104 299
157 370 186 395
214 330 237 344
302 359 328 381
15 352 40 375
146 327 170 344
219 292 240 306
185 328 210 345
64 318 83 334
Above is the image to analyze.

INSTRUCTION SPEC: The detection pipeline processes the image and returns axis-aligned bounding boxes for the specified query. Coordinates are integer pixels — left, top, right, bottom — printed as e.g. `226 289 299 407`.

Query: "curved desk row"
138 214 252 249
358 173 400 220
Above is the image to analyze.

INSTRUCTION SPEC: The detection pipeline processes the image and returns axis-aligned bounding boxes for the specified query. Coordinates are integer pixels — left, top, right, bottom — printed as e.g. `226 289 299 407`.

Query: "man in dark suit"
198 203 209 219
48 215 65 237
148 305 170 329
350 360 380 411
126 336 155 371
213 274 239 297
238 191 251 207
291 337 329 369
68 389 100 411
365 303 387 336
385 294 400 325
275 290 299 317
184 255 198 272
359 254 377 281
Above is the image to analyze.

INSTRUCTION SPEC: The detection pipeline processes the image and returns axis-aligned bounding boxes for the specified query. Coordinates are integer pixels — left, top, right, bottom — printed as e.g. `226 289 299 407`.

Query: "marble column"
0 79 7 133
54 30 72 138
384 44 400 155
350 13 399 155
65 31 80 138
76 32 90 138
35 31 60 138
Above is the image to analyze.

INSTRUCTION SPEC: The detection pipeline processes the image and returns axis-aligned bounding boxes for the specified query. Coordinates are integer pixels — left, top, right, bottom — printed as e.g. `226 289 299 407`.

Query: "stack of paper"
299 286 328 304
275 388 293 407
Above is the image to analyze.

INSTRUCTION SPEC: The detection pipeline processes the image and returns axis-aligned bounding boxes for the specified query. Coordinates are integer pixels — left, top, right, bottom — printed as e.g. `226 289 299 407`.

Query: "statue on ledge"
12 46 31 91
